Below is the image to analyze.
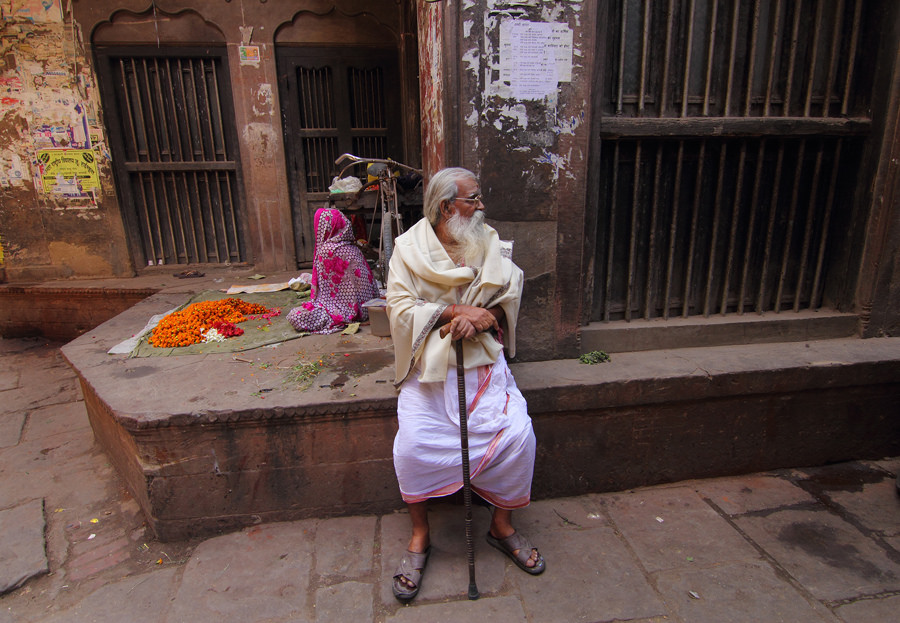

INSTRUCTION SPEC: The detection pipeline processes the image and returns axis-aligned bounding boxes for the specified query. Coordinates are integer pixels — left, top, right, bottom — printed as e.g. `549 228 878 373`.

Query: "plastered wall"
451 0 596 359
0 0 131 282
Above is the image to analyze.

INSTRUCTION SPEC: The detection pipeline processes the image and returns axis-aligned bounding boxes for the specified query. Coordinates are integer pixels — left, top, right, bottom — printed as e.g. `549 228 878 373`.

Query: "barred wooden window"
593 0 877 321
97 51 245 266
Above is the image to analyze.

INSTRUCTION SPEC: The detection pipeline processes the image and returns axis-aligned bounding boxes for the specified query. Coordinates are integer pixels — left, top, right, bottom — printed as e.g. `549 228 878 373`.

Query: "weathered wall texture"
453 0 595 360
0 0 131 282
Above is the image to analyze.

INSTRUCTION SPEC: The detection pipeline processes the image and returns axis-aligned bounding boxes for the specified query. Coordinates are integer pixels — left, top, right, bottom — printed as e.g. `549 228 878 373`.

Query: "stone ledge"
581 309 860 353
60 291 900 540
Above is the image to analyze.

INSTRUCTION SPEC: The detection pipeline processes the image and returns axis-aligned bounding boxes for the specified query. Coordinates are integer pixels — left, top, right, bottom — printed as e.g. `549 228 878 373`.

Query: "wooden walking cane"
441 323 480 600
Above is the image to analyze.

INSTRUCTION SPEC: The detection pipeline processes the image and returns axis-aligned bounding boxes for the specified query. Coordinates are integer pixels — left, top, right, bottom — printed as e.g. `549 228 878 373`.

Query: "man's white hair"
422 167 477 226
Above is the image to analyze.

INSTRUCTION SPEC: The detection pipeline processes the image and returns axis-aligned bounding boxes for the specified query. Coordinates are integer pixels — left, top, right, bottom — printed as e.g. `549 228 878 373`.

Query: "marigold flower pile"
149 298 273 348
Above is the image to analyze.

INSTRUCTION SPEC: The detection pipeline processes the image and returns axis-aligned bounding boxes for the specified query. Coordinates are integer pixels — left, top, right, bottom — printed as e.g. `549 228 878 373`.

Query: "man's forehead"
457 177 479 192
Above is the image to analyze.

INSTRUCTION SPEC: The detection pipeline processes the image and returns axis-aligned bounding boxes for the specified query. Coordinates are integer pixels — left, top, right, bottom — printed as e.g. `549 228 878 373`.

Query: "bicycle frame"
333 154 422 285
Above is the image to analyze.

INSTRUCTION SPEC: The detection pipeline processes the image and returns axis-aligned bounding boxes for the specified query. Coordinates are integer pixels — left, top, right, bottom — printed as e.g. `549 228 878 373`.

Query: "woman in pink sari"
288 208 379 334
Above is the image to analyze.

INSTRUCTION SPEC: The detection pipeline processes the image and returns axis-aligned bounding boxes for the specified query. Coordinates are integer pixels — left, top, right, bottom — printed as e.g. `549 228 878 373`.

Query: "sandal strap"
393 549 428 583
498 532 537 564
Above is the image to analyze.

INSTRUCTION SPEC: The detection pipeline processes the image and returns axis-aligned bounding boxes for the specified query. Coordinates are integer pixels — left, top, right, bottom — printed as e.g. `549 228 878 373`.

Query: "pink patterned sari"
287 208 379 334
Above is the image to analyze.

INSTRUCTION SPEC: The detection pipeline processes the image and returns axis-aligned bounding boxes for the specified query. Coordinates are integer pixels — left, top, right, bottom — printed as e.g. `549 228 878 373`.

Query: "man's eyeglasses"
454 194 482 204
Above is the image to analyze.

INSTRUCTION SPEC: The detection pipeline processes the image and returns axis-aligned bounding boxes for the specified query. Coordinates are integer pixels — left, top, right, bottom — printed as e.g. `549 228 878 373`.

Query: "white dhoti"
393 353 535 509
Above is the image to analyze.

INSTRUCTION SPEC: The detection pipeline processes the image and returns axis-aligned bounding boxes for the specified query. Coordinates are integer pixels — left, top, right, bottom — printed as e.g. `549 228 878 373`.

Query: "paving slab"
833 593 900 623
600 486 761 573
0 499 48 595
385 595 528 622
166 520 316 623
38 567 179 623
734 508 900 602
378 503 505 607
0 413 24 449
693 473 817 515
0 369 18 392
812 479 900 538
653 559 837 623
512 520 666 622
314 515 377 580
315 581 374 623
20 401 91 443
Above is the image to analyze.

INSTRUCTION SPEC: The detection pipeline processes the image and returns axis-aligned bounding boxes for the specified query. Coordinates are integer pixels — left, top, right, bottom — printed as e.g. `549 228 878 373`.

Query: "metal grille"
113 55 243 266
593 0 875 321
297 66 337 193
350 67 388 157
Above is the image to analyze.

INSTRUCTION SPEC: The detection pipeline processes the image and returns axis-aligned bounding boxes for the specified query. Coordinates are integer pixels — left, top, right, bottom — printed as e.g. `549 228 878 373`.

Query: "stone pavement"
1 336 899 623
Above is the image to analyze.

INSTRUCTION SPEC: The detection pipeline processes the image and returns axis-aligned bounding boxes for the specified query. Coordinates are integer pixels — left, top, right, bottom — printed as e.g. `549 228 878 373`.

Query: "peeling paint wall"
0 0 130 282
451 0 595 359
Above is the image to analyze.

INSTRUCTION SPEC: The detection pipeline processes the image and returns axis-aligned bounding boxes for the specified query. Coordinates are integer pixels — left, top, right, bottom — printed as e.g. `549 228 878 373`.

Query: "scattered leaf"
341 323 360 335
689 591 701 599
90 518 99 524
655 516 664 523
88 534 96 540
248 274 266 280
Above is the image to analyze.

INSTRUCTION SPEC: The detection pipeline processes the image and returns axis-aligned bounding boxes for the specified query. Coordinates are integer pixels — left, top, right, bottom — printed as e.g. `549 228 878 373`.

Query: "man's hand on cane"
440 305 500 340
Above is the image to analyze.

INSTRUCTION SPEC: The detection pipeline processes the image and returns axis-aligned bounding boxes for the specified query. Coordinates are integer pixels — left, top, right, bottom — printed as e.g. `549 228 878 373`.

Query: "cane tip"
468 585 480 600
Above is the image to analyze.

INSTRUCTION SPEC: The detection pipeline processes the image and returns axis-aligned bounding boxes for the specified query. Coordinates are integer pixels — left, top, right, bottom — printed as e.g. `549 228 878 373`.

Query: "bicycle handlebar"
335 153 422 178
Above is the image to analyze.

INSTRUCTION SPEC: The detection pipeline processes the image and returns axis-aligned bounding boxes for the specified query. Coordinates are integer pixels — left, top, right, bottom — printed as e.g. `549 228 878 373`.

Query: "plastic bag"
329 176 363 193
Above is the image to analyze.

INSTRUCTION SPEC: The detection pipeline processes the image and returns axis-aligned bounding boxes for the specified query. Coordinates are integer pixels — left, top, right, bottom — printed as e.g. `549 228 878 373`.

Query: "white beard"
446 210 488 267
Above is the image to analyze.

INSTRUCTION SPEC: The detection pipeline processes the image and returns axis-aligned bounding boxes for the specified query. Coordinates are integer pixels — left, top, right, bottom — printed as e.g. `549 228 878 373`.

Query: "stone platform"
61 286 900 541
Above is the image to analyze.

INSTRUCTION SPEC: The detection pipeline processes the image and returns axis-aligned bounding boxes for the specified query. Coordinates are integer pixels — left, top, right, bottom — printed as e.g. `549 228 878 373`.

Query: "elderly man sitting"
386 167 545 601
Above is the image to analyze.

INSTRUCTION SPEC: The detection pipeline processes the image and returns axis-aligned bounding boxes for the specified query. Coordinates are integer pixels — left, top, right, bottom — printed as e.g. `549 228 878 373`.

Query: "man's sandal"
391 547 430 601
486 531 546 575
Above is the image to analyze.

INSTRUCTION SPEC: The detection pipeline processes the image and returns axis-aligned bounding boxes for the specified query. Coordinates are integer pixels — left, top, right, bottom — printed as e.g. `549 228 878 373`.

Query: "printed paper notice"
500 21 573 100
37 149 101 196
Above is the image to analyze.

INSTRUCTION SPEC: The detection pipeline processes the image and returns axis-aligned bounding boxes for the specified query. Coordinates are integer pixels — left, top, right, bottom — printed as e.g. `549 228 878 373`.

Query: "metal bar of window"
783 1 803 117
794 140 825 311
702 0 719 116
625 141 642 321
744 0 762 116
662 140 684 319
756 141 786 312
141 60 163 162
118 59 141 161
135 171 158 264
659 0 675 117
616 1 627 114
724 0 741 116
738 140 767 314
682 142 706 316
185 59 205 160
176 172 198 262
810 139 842 308
775 140 806 310
222 172 240 261
803 1 823 117
638 0 650 116
703 143 728 316
680 0 696 117
603 141 620 321
822 0 845 117
151 59 172 161
720 143 748 314
166 59 185 162
165 172 188 262
190 171 209 262
199 170 219 262
130 59 153 162
763 0 783 117
841 1 863 115
208 58 228 160
643 142 663 318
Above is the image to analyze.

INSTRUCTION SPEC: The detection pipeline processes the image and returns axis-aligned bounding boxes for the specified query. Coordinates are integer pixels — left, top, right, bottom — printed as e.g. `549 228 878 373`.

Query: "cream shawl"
386 217 524 385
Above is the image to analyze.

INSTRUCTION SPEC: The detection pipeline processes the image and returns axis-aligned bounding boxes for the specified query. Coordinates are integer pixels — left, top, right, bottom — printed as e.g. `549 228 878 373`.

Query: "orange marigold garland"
149 298 274 348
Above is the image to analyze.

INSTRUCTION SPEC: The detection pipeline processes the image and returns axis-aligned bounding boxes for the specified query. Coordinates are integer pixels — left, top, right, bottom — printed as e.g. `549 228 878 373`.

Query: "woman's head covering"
287 208 379 334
